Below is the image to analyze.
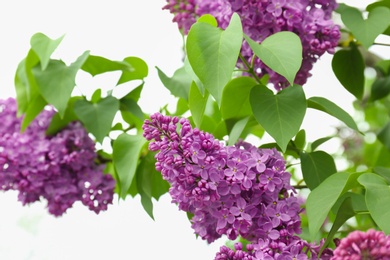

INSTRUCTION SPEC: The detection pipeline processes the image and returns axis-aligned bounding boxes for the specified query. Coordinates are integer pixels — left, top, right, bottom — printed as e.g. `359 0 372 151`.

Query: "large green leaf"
74 96 119 143
341 6 390 49
244 32 302 85
307 96 359 132
250 85 306 152
156 66 192 100
33 51 89 118
300 151 337 190
113 133 146 199
306 172 363 238
81 55 132 76
186 13 243 105
358 173 390 233
332 46 365 99
117 56 148 85
30 32 64 70
189 82 209 128
221 77 257 119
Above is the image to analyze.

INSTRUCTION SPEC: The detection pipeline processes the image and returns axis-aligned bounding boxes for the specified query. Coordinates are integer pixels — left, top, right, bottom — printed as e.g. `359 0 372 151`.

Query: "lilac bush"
163 0 340 89
142 112 334 259
0 98 115 216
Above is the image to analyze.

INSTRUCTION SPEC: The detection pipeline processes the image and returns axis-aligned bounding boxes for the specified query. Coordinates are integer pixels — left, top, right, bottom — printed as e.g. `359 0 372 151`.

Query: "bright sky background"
0 0 388 259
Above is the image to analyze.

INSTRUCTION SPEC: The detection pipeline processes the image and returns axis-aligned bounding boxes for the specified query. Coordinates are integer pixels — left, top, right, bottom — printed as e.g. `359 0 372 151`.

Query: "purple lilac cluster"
331 229 390 260
0 98 115 216
143 112 333 258
163 0 340 90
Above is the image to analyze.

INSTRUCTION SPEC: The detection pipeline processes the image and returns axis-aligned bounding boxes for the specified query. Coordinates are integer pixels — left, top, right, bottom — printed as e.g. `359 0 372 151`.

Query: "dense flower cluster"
163 0 340 90
0 98 115 216
143 112 333 259
331 229 390 260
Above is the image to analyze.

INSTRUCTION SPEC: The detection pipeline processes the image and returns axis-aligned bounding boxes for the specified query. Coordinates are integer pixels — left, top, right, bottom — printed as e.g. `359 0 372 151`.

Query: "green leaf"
122 84 143 102
378 121 390 152
341 6 390 49
189 82 209 128
250 85 306 152
120 98 144 121
117 56 148 85
21 95 47 131
293 129 306 150
307 96 359 132
227 117 250 146
221 77 257 119
81 55 132 76
46 96 82 135
375 59 390 75
74 96 119 143
310 136 334 151
370 76 390 101
300 151 337 190
186 13 243 105
112 133 146 199
245 31 302 85
306 172 363 238
91 89 102 103
358 173 390 233
321 196 355 253
33 51 90 117
373 166 390 184
332 46 365 99
197 14 218 26
30 32 64 70
156 66 192 100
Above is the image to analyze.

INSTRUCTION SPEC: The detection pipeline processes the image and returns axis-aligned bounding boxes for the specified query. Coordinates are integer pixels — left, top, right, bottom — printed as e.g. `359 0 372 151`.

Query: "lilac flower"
163 0 340 90
0 98 115 216
331 229 390 260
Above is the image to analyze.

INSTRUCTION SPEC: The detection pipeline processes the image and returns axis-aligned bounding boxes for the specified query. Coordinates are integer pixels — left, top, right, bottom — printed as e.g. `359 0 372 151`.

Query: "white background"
0 0 388 259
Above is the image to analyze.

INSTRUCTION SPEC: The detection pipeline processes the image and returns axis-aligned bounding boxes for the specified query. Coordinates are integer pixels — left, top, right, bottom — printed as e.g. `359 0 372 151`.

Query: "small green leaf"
294 129 306 151
221 77 257 119
332 46 365 99
120 98 144 121
91 89 102 103
306 172 363 239
81 55 132 76
20 95 47 132
189 82 209 128
197 14 218 26
228 117 250 146
378 121 390 152
307 96 359 132
245 31 302 85
33 51 90 117
113 133 146 199
358 173 390 233
156 66 192 100
310 136 334 151
341 6 390 49
74 96 119 143
117 57 148 85
30 33 64 70
300 151 337 190
370 76 390 101
186 13 243 105
250 85 306 152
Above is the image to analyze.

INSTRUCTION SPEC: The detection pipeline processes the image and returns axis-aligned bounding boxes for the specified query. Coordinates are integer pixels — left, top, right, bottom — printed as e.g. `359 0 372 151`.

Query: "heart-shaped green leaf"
341 6 390 49
30 32 64 70
358 173 390 233
33 51 90 117
221 76 257 120
250 85 306 152
186 13 243 105
245 31 302 86
74 96 119 143
332 46 365 99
